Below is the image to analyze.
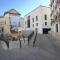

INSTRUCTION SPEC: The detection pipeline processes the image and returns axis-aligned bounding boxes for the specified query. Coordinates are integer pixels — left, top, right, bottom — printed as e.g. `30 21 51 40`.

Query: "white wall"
24 6 51 34
41 7 51 28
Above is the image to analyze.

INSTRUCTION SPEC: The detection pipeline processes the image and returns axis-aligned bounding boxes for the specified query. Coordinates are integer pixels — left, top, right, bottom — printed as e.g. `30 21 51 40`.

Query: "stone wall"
48 31 60 48
48 31 60 40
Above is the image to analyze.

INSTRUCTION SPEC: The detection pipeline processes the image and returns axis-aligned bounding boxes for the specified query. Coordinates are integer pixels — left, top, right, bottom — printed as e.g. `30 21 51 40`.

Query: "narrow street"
0 34 60 60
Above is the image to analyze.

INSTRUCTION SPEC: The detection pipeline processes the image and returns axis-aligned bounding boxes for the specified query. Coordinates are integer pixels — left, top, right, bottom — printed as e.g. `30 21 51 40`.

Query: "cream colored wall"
4 13 11 34
0 17 5 32
0 17 5 26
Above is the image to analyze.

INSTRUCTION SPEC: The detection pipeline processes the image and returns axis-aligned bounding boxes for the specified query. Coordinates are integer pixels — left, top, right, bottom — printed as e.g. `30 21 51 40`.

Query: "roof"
24 5 50 16
4 9 21 16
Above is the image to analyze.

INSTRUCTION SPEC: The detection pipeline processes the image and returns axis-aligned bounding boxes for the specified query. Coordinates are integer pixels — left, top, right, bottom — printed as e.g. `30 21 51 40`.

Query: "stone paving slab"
0 34 60 60
0 47 58 60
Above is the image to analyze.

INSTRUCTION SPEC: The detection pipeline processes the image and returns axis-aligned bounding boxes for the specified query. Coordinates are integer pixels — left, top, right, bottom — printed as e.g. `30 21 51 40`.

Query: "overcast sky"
0 0 50 16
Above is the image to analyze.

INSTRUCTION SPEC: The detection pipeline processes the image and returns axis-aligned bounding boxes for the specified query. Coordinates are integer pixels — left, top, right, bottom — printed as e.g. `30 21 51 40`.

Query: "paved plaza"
0 34 60 60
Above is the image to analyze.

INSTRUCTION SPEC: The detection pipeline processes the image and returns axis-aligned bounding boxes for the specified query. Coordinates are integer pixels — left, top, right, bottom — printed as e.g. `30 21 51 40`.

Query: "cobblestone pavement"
0 34 60 60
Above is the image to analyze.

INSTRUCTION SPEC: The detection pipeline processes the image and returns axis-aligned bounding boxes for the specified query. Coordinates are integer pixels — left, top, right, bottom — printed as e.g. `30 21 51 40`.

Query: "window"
25 21 26 24
33 24 34 27
55 5 57 10
44 14 47 20
28 16 30 20
45 22 47 25
10 16 21 32
52 0 54 3
59 8 60 12
36 16 38 21
56 24 58 32
5 20 6 24
55 16 57 20
27 20 30 28
32 18 34 22
27 16 30 28
36 23 38 26
2 28 4 32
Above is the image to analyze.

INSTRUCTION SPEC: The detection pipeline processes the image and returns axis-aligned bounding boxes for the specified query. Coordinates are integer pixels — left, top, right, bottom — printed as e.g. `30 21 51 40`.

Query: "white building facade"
24 6 51 34
50 0 60 33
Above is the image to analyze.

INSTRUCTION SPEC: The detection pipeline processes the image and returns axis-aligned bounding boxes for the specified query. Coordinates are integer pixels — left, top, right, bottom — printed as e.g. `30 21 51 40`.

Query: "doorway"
43 28 51 34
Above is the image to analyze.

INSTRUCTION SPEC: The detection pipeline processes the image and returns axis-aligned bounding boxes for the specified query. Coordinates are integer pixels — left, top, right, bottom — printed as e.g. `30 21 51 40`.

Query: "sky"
0 0 50 16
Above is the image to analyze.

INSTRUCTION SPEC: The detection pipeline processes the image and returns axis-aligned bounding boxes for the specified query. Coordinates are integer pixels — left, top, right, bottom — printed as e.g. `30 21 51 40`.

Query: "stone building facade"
50 0 60 33
0 9 24 37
